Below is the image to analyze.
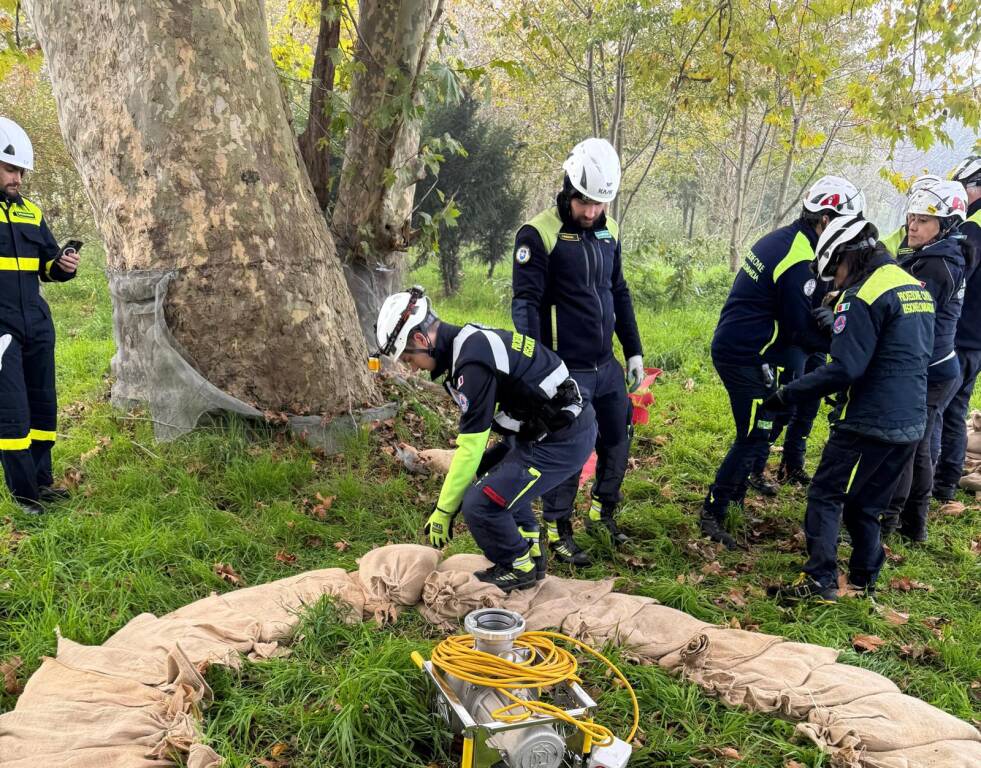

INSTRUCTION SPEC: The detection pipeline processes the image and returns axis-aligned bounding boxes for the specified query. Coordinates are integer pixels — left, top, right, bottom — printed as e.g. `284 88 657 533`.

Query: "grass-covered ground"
0 252 978 767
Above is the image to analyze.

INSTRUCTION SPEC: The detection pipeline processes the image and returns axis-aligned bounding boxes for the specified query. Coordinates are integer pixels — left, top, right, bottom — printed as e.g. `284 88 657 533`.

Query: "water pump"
412 608 635 768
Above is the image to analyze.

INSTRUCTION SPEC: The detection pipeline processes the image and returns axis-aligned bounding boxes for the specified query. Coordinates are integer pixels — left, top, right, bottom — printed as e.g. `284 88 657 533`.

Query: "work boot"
519 526 547 580
586 500 630 547
474 557 538 593
777 463 811 487
15 499 44 516
879 512 900 537
747 472 779 496
932 485 956 503
897 526 928 544
546 520 591 566
38 486 70 504
698 508 738 550
766 572 838 603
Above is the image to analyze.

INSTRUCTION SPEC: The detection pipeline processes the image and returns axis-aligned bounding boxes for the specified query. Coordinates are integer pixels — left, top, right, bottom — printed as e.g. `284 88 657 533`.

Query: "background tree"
22 0 376 415
414 94 526 295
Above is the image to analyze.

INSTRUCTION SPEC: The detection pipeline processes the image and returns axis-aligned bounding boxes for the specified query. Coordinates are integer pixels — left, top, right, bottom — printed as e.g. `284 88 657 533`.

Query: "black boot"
38 486 71 504
699 508 738 550
777 463 811 487
747 472 779 496
546 520 591 566
766 572 838 603
474 562 538 592
587 500 630 547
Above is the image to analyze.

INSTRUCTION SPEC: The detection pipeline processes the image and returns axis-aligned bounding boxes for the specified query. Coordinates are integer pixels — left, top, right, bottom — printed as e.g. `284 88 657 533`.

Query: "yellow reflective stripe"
507 466 542 509
44 259 56 278
29 429 57 442
856 263 921 305
968 209 981 226
772 231 815 282
845 455 862 493
551 305 558 350
748 398 762 437
881 226 905 256
0 257 40 271
0 435 31 450
525 208 562 255
605 215 620 242
759 320 779 356
2 198 42 227
839 387 851 421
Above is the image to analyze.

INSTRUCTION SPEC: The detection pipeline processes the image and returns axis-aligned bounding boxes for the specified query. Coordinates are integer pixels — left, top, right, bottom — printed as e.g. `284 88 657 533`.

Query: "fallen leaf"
275 550 298 566
888 576 934 592
699 560 722 575
852 634 887 653
937 500 966 516
653 435 669 446
715 746 742 760
256 760 287 768
270 742 289 757
61 467 83 491
1 656 22 694
726 588 748 607
302 535 324 549
921 616 951 638
785 761 806 768
727 617 741 630
882 544 905 564
683 378 696 392
213 562 244 586
971 537 981 556
334 539 351 552
263 410 290 425
881 607 909 626
898 643 939 662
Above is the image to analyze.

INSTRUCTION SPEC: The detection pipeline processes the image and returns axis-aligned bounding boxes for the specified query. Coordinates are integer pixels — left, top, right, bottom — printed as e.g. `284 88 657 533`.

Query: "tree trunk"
299 0 341 212
771 93 805 229
728 105 750 272
331 0 444 341
25 0 374 415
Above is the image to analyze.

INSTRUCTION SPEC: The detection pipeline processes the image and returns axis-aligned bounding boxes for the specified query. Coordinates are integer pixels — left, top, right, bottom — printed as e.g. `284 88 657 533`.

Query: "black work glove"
763 387 791 412
812 306 835 334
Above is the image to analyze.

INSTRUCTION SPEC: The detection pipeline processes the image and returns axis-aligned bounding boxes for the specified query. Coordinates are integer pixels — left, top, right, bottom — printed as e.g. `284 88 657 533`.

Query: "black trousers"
541 359 631 522
803 430 915 590
704 362 777 519
884 376 958 536
0 322 58 502
934 348 981 495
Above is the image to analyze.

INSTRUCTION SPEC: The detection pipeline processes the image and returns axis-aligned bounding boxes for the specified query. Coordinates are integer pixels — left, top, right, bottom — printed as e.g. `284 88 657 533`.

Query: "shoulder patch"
804 278 816 296
833 315 847 334
557 232 581 242
835 301 850 313
515 245 531 264
594 228 613 240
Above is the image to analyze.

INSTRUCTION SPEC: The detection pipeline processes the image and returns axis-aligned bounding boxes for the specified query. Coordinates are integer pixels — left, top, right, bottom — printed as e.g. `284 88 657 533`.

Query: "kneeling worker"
373 287 597 592
766 215 933 601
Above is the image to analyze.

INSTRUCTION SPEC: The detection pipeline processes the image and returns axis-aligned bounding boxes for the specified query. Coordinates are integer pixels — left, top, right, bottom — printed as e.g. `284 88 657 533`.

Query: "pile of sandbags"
1 544 977 768
957 410 981 491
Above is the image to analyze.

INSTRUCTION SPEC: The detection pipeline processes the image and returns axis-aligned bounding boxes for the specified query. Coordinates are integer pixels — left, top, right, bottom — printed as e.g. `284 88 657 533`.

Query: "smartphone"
62 239 84 254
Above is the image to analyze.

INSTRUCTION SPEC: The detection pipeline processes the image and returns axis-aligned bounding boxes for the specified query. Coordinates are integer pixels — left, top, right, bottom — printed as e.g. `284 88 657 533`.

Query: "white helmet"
803 175 865 216
906 180 968 223
815 214 876 280
562 138 621 203
950 155 981 187
908 173 943 196
374 286 435 359
0 117 34 171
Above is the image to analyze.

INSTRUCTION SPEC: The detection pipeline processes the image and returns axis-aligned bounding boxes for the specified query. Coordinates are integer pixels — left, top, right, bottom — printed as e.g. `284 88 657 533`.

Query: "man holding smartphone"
0 116 80 513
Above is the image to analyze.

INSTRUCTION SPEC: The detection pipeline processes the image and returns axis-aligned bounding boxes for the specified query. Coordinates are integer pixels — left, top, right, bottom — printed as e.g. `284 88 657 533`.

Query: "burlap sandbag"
502 575 616 631
562 593 658 647
796 690 981 755
198 568 366 640
418 569 506 630
664 629 840 712
965 411 981 457
356 544 441 622
614 604 711 664
0 746 175 768
437 552 494 573
856 739 981 768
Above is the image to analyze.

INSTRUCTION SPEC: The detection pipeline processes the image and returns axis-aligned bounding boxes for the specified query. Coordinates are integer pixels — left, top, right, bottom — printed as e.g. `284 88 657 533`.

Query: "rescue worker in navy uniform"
934 157 981 501
373 288 597 592
511 138 643 566
766 215 934 601
880 179 970 542
0 117 79 514
702 175 864 549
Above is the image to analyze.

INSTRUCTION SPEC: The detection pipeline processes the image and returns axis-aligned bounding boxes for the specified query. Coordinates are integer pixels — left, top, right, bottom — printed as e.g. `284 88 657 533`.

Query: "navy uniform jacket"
431 322 583 514
511 205 642 371
0 193 74 340
711 219 819 370
954 199 981 351
782 254 934 444
896 236 965 381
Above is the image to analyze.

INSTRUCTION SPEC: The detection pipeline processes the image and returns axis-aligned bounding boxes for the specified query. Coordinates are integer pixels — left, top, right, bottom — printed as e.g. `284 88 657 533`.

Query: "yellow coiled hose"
430 630 639 747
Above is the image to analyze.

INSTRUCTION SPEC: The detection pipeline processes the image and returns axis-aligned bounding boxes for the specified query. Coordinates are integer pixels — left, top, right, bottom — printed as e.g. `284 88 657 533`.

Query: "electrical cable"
430 630 639 747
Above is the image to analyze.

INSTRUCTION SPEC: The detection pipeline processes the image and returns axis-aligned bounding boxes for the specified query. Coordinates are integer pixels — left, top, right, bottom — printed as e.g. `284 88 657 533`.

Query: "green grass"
0 250 977 767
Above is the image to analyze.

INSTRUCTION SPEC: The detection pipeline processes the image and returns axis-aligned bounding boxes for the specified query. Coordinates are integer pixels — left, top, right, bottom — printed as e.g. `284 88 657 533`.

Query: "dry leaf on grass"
937 500 966 516
213 562 245 586
880 607 910 626
898 643 939 662
889 576 934 592
334 539 351 552
683 378 696 392
699 560 722 575
852 634 887 653
785 761 806 768
715 747 742 760
275 550 298 566
1 655 22 694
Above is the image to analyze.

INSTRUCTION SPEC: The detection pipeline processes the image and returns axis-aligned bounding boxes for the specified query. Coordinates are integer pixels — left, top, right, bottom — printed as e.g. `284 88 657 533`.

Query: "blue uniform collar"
898 235 966 269
431 322 463 380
